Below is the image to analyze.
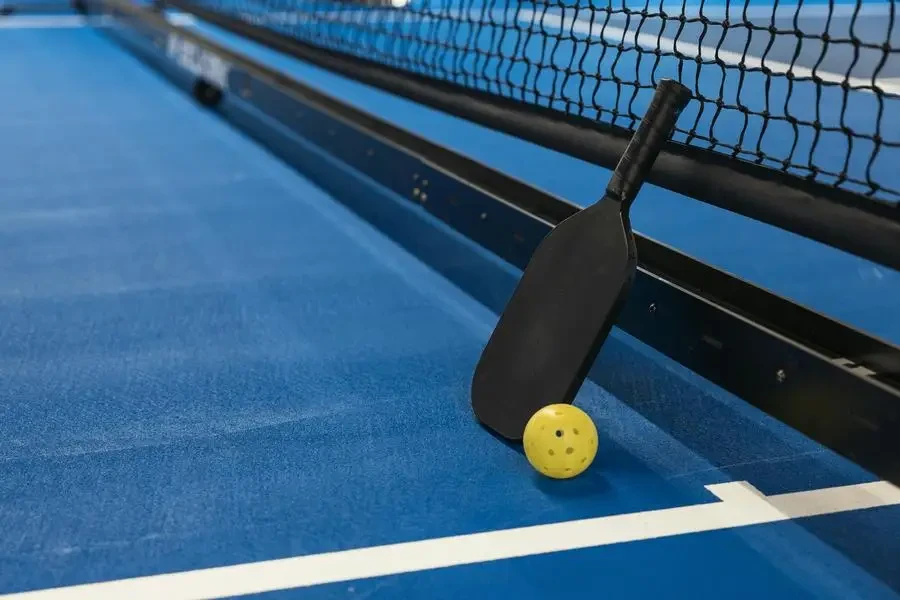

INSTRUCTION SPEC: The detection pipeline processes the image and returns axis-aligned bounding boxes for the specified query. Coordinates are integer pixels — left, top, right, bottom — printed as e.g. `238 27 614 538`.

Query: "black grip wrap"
606 79 692 209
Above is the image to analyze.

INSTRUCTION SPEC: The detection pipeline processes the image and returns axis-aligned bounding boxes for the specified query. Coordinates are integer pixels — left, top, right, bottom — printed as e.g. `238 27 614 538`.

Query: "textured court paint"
3 481 899 600
1 22 899 600
0 24 710 592
185 19 900 346
290 509 900 600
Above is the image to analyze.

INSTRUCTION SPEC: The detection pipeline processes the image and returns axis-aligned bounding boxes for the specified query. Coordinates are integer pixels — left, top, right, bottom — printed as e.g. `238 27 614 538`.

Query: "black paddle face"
471 199 636 439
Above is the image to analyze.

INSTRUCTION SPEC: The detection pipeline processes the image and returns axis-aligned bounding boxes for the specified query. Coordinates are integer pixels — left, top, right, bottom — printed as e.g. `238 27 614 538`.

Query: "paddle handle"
606 79 692 209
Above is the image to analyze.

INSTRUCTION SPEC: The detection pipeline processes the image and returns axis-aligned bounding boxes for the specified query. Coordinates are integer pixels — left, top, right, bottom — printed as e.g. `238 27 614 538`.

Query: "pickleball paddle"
471 79 692 440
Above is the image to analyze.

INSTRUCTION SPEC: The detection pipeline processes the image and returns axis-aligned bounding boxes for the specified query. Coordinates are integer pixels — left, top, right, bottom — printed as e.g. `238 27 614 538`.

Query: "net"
183 0 900 203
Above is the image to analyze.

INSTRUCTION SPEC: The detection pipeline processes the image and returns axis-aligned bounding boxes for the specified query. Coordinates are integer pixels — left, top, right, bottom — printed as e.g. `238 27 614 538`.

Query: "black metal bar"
87 0 900 484
162 0 900 274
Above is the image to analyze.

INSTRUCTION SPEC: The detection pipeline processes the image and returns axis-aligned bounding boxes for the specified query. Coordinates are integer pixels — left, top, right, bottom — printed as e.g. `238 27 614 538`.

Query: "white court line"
166 12 194 26
632 2 893 18
518 9 900 96
0 13 194 28
0 14 85 27
2 480 899 600
239 8 412 26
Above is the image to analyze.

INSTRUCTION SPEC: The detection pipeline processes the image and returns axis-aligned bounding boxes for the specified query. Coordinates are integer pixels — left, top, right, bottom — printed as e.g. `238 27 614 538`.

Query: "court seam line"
517 9 900 96
3 480 898 600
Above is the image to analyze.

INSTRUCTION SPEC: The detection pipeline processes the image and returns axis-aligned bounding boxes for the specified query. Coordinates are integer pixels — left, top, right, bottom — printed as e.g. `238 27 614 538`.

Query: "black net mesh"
184 0 900 203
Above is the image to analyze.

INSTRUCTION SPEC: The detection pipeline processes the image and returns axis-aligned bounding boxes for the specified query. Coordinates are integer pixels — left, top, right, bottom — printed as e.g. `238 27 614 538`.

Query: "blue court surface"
1 9 899 600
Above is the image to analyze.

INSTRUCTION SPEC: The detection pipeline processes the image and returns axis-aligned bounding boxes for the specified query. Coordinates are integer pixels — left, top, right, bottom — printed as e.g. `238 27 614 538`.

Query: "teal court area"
1 2 899 598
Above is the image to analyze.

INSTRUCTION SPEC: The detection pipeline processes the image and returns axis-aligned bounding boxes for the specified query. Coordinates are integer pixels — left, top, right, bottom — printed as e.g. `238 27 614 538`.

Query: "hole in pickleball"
581 457 586 463
555 430 563 437
573 428 580 435
548 449 555 456
566 447 574 455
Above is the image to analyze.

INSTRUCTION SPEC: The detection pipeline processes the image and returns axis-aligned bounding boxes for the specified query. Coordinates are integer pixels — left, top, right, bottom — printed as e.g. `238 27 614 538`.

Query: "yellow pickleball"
523 404 598 479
